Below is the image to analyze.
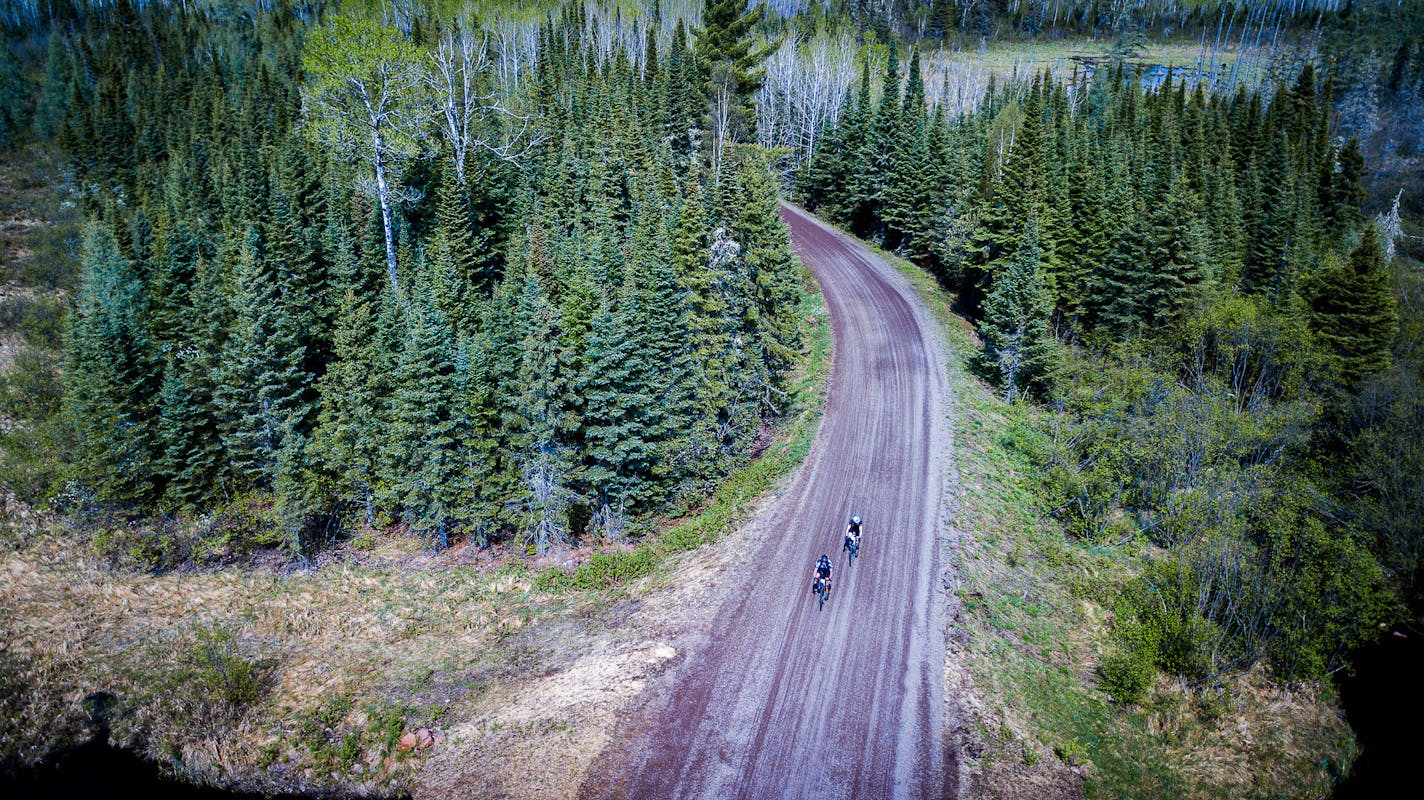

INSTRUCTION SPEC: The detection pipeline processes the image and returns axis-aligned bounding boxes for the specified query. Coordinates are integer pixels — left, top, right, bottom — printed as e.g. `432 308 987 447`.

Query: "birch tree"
302 12 428 292
427 25 537 185
756 28 858 165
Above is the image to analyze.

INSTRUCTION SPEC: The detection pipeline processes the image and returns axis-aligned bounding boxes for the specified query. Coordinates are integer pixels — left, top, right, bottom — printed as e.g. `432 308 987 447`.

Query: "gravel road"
586 204 955 800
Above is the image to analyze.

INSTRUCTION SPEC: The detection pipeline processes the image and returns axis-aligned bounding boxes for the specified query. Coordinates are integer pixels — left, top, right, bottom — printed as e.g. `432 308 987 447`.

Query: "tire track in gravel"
584 204 955 800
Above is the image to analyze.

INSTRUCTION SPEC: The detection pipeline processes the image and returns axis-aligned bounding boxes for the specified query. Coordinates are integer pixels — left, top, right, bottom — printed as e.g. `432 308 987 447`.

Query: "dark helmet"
818 554 830 564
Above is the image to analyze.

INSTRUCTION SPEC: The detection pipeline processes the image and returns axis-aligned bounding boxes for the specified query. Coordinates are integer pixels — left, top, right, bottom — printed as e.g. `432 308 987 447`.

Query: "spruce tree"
386 283 468 547
1140 174 1209 329
694 0 774 158
733 154 802 406
155 353 222 511
0 39 31 149
975 88 1046 279
1243 131 1295 297
581 295 649 528
979 223 1058 402
216 226 314 490
1308 226 1399 388
307 290 384 525
513 276 575 553
66 222 161 504
36 31 73 140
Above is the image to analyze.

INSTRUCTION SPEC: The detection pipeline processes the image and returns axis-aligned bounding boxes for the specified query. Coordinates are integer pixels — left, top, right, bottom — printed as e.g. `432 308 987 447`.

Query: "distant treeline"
2 0 805 554
799 50 1419 689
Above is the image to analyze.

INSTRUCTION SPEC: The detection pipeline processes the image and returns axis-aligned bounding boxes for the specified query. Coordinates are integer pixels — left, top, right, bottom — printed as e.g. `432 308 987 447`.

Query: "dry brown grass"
0 525 593 793
0 473 803 798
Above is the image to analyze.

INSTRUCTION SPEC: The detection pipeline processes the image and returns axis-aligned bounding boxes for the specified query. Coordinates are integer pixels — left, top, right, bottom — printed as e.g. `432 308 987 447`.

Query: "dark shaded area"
1335 625 1424 799
0 738 311 800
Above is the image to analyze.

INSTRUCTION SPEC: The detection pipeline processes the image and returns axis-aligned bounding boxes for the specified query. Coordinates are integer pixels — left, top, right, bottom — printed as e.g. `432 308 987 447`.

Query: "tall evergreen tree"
733 154 802 407
694 0 775 169
216 227 314 490
1309 226 1399 388
66 223 161 504
979 223 1057 402
386 282 468 546
513 276 575 553
307 290 385 525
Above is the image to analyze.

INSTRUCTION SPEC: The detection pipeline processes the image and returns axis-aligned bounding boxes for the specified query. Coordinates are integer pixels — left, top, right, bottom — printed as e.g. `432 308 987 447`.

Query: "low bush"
141 625 271 738
1099 649 1155 704
573 546 660 591
192 491 286 562
0 292 67 348
93 492 289 570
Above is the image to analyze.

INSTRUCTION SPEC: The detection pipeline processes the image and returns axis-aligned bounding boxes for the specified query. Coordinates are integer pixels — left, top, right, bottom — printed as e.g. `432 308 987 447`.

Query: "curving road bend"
587 205 955 800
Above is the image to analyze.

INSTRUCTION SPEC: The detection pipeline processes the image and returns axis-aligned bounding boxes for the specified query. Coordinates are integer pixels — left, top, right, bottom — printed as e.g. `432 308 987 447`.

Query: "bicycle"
811 575 832 610
843 534 860 566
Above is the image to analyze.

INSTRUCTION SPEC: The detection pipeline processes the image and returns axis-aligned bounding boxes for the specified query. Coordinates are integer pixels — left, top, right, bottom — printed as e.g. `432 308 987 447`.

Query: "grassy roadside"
867 242 1356 800
0 159 833 797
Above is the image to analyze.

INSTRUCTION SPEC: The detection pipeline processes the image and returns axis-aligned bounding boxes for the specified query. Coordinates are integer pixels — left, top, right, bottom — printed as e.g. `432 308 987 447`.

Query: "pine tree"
975 87 1047 279
307 290 385 526
1243 131 1295 297
386 283 468 547
0 39 31 149
979 223 1058 402
66 222 161 504
732 154 802 406
694 0 775 158
513 276 576 553
1140 174 1209 329
155 352 222 511
1308 226 1398 388
216 226 314 490
581 294 649 528
36 31 73 140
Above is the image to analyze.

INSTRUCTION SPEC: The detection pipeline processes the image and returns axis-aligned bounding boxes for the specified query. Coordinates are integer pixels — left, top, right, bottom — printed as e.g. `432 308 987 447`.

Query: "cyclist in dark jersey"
843 515 862 554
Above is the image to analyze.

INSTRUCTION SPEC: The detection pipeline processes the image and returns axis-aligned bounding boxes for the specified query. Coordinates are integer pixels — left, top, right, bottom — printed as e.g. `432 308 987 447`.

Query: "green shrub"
93 522 190 571
192 492 285 562
1099 649 1154 704
185 625 267 712
147 625 270 736
572 546 659 590
533 566 574 593
0 293 68 348
0 414 73 505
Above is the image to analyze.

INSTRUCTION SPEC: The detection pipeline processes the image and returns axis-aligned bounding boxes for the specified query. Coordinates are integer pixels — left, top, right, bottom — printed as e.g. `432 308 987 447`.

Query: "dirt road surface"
585 206 956 800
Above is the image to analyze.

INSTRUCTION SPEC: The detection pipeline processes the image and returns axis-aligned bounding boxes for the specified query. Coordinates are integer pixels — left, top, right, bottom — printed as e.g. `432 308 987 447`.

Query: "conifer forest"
1 0 1423 798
